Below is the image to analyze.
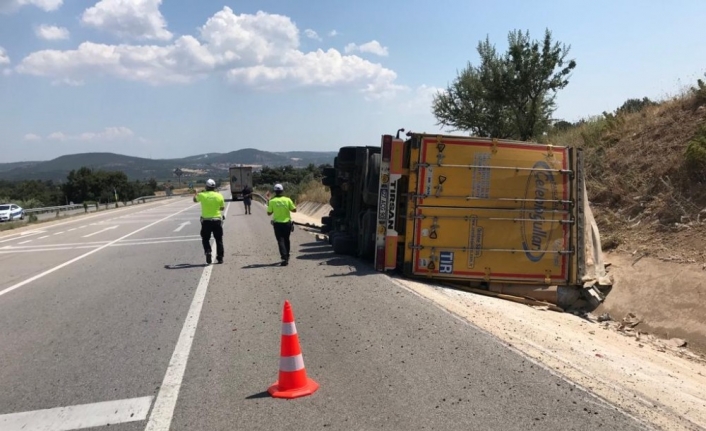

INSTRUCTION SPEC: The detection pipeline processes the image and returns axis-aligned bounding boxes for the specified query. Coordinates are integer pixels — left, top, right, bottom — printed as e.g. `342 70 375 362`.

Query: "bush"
685 127 706 181
616 97 656 115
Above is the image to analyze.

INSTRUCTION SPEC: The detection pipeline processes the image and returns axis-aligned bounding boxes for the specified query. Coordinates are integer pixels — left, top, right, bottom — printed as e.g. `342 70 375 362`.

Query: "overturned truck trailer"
321 132 613 311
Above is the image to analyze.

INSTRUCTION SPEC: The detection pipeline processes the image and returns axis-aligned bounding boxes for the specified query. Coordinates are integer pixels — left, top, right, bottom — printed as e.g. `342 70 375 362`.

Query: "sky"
1 0 705 163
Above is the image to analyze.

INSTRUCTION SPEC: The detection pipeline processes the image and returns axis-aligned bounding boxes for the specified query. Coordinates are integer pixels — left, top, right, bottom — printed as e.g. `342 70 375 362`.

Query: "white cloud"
304 29 321 41
52 77 84 86
0 0 62 13
401 84 443 111
328 30 338 37
227 49 404 100
35 24 70 40
0 46 9 64
23 133 42 141
81 0 172 41
17 7 403 99
344 40 389 57
46 126 135 141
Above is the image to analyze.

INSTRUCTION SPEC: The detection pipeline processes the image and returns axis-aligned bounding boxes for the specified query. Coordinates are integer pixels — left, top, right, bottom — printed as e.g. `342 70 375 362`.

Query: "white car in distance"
0 203 25 222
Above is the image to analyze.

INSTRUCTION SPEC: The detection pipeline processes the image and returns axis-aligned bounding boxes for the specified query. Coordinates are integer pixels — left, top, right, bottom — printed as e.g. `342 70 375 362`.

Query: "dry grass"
547 92 706 260
296 180 330 204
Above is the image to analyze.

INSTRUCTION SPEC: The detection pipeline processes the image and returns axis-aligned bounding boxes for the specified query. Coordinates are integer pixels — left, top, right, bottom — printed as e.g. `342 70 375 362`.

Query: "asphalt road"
0 194 649 431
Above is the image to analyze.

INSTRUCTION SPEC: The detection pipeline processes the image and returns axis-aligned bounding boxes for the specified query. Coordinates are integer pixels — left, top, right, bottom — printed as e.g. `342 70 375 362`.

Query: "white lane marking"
53 232 65 236
173 221 191 232
0 200 178 241
78 225 87 229
68 228 76 232
0 246 99 254
112 238 200 247
0 204 197 299
2 236 200 251
0 231 45 244
38 236 49 239
121 235 200 242
0 396 154 431
82 225 119 238
18 240 33 245
145 203 230 431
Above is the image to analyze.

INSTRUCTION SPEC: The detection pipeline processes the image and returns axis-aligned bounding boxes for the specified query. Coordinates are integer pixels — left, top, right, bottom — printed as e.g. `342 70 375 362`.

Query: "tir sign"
439 251 454 274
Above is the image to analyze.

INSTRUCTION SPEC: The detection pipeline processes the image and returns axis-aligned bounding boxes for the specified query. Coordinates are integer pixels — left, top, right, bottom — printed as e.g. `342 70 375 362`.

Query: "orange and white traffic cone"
268 300 319 399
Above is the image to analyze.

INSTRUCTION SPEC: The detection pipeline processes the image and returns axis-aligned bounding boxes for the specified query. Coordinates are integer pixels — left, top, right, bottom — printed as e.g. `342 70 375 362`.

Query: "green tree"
433 29 576 141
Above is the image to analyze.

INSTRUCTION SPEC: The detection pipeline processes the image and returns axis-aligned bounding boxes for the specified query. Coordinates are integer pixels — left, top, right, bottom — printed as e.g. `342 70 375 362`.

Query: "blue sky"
1 0 705 163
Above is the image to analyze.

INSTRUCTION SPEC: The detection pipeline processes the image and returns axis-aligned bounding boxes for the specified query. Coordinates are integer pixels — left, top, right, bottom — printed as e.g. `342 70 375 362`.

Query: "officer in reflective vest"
266 183 296 266
193 179 225 265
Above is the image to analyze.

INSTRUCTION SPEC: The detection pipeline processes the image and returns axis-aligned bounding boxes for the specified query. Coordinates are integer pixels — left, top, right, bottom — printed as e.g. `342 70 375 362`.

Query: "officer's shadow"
164 263 209 269
242 262 283 269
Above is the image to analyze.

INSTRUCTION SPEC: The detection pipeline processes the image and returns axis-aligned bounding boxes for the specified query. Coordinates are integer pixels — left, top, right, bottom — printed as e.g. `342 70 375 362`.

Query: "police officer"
193 179 225 264
266 183 296 266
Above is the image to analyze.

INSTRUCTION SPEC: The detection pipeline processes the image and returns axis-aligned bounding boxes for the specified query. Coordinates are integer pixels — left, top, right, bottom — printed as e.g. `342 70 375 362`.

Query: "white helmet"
206 179 216 188
273 183 284 191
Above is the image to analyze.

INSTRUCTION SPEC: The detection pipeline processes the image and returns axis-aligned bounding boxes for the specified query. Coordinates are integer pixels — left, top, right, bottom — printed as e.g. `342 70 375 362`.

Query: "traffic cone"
268 300 319 399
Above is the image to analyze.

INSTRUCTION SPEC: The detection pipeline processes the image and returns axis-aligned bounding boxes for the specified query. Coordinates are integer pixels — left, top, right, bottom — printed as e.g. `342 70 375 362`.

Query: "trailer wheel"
332 235 357 255
322 176 335 187
358 210 377 259
363 153 381 206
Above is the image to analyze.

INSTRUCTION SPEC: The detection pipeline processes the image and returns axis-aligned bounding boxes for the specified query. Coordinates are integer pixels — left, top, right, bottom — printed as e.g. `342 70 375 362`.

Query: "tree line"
0 167 159 208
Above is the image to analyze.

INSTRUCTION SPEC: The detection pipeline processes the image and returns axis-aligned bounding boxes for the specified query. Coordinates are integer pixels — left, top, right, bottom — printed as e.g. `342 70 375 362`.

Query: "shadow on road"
296 241 377 277
242 262 282 269
164 263 208 269
245 391 271 400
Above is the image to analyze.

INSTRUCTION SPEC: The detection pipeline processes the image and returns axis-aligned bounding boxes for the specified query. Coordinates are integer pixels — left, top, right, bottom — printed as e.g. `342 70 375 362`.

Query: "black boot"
206 253 212 265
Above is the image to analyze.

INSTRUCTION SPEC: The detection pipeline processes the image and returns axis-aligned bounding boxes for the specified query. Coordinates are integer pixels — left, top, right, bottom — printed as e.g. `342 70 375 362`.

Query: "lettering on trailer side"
520 160 559 263
439 251 454 274
471 153 491 198
467 215 484 269
387 179 398 230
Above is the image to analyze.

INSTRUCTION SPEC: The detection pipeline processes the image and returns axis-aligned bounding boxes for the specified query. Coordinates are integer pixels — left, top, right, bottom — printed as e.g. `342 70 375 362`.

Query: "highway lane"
0 196 648 430
0 198 196 292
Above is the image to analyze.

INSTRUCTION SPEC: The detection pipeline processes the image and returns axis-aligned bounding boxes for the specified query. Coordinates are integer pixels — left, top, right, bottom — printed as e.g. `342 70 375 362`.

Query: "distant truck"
321 131 613 311
229 165 253 201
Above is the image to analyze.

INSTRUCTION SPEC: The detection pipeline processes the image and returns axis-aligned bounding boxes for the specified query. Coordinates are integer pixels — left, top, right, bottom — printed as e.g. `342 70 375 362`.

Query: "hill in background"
0 148 337 182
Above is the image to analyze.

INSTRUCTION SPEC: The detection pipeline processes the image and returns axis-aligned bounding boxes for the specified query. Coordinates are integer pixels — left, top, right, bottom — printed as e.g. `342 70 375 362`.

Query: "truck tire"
322 176 335 187
363 153 381 206
358 210 377 259
332 235 358 255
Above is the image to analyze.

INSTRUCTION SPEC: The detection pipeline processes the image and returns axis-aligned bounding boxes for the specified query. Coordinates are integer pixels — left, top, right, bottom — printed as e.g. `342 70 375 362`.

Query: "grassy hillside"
546 87 706 262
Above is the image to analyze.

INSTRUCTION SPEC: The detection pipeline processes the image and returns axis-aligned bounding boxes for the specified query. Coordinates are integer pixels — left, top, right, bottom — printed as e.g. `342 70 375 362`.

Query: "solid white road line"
145 203 230 431
18 240 32 245
0 204 197 299
38 235 49 239
53 232 65 236
0 396 154 431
